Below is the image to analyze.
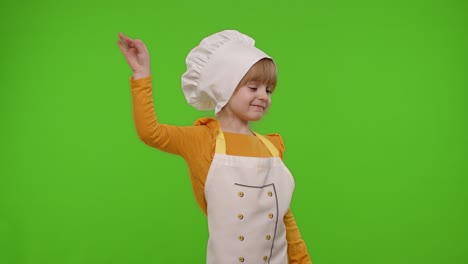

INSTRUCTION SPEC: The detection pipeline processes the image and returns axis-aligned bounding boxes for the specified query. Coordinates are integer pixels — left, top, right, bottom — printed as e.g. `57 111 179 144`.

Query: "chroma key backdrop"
1 0 467 264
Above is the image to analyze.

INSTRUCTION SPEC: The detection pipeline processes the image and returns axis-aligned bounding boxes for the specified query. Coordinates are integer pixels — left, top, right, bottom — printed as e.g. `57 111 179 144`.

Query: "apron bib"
204 130 295 264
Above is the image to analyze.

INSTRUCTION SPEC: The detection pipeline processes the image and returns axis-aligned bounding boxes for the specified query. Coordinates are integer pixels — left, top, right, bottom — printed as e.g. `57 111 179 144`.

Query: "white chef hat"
181 30 273 114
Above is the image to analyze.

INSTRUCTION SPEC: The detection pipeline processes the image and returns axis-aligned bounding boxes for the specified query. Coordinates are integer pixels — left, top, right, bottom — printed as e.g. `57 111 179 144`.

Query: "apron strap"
253 132 280 157
215 129 280 157
215 129 227 154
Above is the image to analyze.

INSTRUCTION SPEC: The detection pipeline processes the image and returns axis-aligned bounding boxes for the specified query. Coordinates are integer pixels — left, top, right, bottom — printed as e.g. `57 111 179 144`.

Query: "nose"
257 88 268 100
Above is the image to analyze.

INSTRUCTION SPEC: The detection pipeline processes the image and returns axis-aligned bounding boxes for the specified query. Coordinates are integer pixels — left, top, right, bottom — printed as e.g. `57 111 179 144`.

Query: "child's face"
224 81 273 122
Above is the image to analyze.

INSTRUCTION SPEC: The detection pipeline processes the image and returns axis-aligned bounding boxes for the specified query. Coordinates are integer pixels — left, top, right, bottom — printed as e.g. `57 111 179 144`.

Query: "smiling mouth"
251 105 265 110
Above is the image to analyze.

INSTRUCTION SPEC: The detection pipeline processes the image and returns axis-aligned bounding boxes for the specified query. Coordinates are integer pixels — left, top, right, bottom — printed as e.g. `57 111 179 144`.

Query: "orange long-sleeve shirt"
130 76 311 264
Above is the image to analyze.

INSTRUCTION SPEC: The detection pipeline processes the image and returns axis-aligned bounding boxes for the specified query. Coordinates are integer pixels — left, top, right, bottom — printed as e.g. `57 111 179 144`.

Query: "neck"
218 116 253 135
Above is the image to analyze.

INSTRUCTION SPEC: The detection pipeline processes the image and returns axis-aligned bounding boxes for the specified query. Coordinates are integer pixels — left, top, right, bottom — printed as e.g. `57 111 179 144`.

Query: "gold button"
238 213 244 220
267 191 273 197
265 234 271 240
238 192 244 197
239 257 245 262
268 213 274 219
238 235 244 241
263 256 268 261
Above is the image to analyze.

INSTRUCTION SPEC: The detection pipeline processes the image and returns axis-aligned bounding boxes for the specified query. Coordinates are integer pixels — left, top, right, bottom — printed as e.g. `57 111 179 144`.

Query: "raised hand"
117 32 151 79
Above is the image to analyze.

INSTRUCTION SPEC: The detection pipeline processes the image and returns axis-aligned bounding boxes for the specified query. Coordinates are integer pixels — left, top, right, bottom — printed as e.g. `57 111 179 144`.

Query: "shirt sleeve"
130 76 213 159
265 133 285 160
284 208 313 264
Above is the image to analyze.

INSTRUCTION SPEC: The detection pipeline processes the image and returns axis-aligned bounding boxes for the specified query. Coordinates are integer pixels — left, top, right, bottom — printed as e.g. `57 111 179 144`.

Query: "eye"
248 86 258 91
266 86 274 94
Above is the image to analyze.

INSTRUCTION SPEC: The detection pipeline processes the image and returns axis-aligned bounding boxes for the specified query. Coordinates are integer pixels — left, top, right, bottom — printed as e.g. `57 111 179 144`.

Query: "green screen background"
1 0 467 263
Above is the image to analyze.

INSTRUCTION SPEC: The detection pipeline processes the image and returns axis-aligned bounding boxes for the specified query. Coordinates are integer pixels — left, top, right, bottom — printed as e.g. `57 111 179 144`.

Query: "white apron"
204 130 295 264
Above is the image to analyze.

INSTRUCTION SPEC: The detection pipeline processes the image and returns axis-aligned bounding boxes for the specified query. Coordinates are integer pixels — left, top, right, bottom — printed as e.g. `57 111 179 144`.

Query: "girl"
117 30 312 264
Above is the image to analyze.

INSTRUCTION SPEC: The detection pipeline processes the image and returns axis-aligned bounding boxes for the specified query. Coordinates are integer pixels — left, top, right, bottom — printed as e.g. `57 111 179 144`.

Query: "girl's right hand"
117 32 151 79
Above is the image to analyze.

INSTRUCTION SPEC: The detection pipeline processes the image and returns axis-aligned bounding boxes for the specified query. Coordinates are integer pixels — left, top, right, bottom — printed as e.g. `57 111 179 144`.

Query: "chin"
247 114 264 121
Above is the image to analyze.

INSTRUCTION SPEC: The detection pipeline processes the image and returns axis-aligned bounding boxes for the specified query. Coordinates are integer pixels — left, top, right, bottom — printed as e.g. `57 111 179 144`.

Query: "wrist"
133 70 151 80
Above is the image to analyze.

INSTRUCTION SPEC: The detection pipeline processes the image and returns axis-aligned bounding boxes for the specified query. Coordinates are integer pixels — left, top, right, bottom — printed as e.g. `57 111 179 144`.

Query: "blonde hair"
237 58 277 90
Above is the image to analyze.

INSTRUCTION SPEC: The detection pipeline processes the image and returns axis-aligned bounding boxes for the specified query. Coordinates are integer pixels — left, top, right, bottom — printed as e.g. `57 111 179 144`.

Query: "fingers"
118 32 135 50
117 32 150 73
117 39 129 55
119 32 132 43
118 33 148 56
118 37 139 70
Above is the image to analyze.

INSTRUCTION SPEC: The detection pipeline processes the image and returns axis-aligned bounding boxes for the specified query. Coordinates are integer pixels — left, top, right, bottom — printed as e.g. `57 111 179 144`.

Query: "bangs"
238 58 277 89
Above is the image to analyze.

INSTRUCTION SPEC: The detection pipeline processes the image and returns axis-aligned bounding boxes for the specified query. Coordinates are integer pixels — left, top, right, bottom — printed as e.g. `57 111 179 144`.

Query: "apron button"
238 235 244 241
267 191 273 197
238 213 244 220
263 256 268 261
265 234 271 240
238 257 245 262
268 213 274 219
238 192 244 197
